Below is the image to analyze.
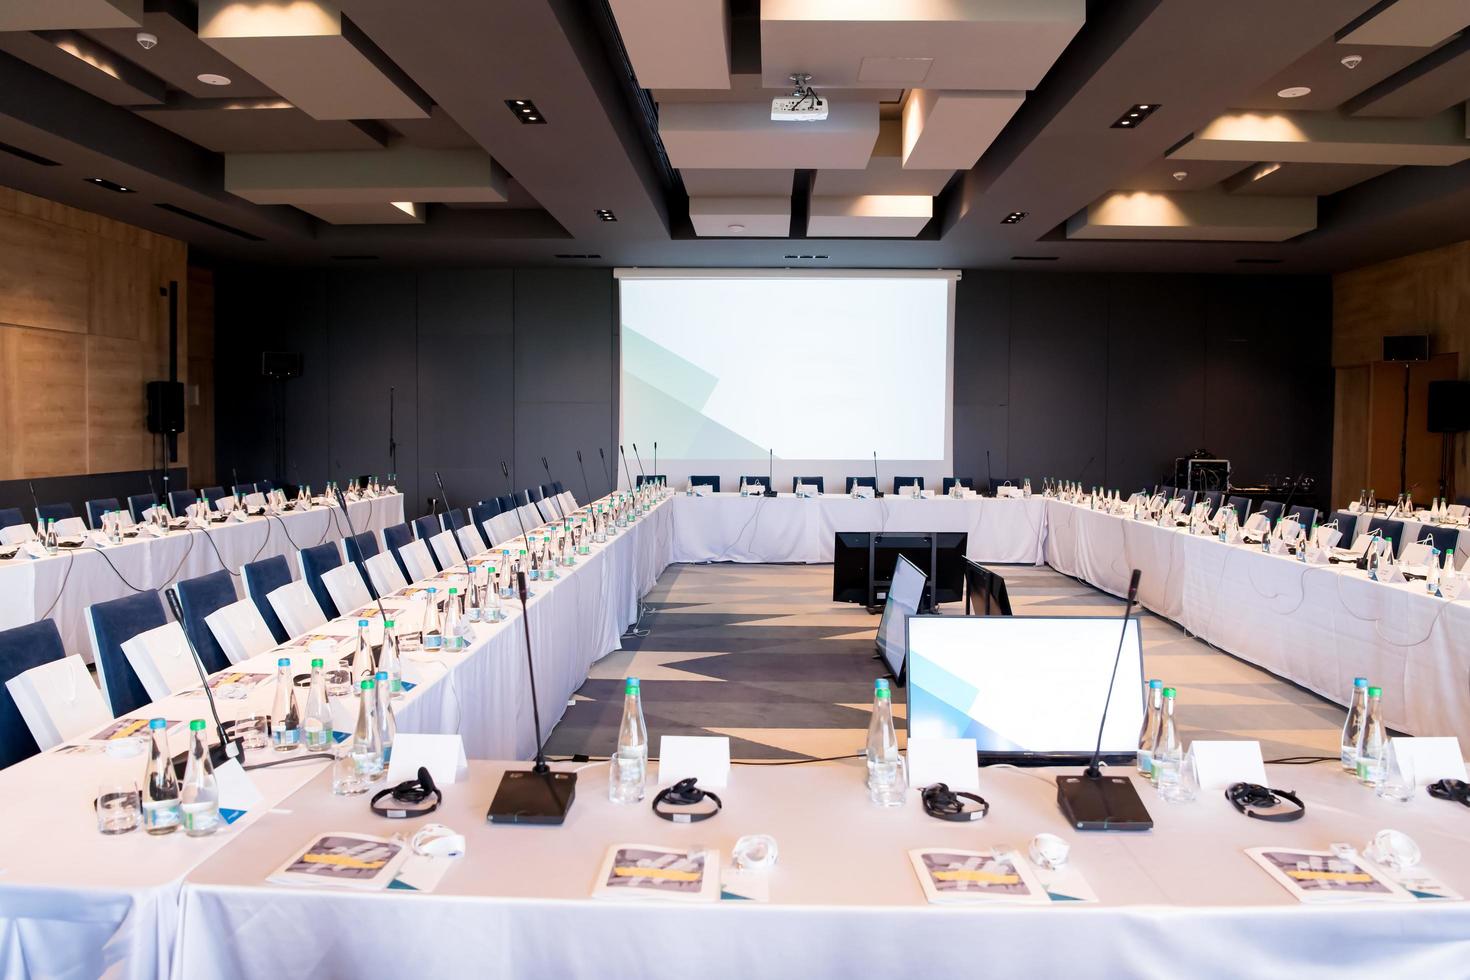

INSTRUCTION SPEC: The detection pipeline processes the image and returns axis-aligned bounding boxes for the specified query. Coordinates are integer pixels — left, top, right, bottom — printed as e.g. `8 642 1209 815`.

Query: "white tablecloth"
0 495 672 979
176 758 1470 979
668 493 1047 565
1046 500 1470 746
0 495 404 664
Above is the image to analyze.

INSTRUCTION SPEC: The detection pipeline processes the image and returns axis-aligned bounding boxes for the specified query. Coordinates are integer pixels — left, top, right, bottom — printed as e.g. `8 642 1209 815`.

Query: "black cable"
88 544 149 593
242 754 334 772
546 752 865 767
39 549 77 619
1263 755 1338 765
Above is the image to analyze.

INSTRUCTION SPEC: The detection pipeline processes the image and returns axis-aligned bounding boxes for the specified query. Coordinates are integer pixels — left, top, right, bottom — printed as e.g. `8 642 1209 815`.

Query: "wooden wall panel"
89 236 153 341
1332 365 1370 504
2 328 88 478
0 210 90 334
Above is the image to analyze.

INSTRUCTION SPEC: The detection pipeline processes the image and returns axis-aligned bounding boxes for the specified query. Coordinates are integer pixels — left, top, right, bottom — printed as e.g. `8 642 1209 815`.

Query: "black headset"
371 766 442 819
1226 782 1304 822
652 778 722 823
1428 779 1470 807
921 782 989 822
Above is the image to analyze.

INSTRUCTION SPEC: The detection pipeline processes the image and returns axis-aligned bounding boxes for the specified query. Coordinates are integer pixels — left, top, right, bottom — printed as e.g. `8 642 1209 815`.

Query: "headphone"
1428 779 1470 807
1226 782 1304 822
652 778 722 823
921 782 989 822
371 766 442 819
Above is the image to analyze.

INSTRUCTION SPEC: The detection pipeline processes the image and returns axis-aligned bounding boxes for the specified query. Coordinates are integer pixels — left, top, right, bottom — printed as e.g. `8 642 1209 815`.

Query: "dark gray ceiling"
0 0 1468 273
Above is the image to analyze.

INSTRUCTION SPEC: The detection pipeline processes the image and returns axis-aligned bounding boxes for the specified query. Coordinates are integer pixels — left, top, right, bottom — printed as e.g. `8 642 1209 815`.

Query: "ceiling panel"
659 99 879 169
0 30 163 105
1338 0 1470 47
652 74 900 104
807 193 932 236
0 0 141 31
759 0 1085 91
689 195 792 236
607 0 730 89
1346 33 1470 116
1168 107 1470 165
1222 161 1394 195
812 119 950 194
1067 190 1317 241
380 106 479 149
82 10 277 100
224 145 508 204
680 168 795 195
134 98 388 153
1120 158 1251 192
296 201 425 225
901 88 1023 169
1235 38 1433 112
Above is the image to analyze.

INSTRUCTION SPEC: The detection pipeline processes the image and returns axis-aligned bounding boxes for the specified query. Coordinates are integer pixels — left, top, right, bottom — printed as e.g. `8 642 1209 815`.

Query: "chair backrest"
201 486 227 506
1175 490 1198 510
321 562 372 616
0 620 69 768
5 652 109 756
242 555 293 644
496 494 516 514
232 483 257 496
364 551 409 596
257 479 276 492
267 580 328 639
85 497 121 529
167 489 198 516
1366 517 1405 552
120 621 198 703
892 476 924 493
85 590 168 717
1255 500 1284 526
397 539 437 582
739 476 771 491
1202 490 1224 516
513 489 531 508
471 500 501 528
1159 486 1176 500
1329 510 1358 534
127 493 158 522
0 508 24 530
175 570 238 674
413 515 443 542
344 530 379 566
1415 524 1460 556
1286 506 1317 531
846 476 876 492
689 475 721 493
793 476 825 493
429 529 462 570
298 542 344 619
456 523 487 558
36 502 75 524
1226 495 1252 519
941 477 974 494
204 599 276 665
382 522 416 581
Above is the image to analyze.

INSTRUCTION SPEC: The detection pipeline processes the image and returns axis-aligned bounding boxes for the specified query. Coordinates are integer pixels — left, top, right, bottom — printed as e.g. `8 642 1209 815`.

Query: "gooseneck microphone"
333 485 391 621
653 442 657 485
618 445 635 492
433 470 470 562
631 443 647 482
27 480 40 525
540 457 567 522
1078 455 1097 487
387 386 397 477
500 461 533 546
1055 568 1152 832
872 450 885 498
597 447 612 492
986 450 993 497
576 450 593 505
163 586 244 771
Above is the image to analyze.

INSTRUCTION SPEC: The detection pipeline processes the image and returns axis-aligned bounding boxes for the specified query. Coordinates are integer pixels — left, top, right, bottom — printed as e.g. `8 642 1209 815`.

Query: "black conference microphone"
1055 569 1153 832
500 460 534 549
1279 473 1306 524
653 442 657 487
871 450 885 498
986 450 994 497
163 586 245 775
231 466 240 494
27 480 40 526
540 457 568 522
333 485 391 622
433 470 470 562
618 445 635 492
486 568 576 824
597 447 613 492
1078 455 1097 486
576 450 593 505
764 448 776 497
387 386 397 476
631 443 647 484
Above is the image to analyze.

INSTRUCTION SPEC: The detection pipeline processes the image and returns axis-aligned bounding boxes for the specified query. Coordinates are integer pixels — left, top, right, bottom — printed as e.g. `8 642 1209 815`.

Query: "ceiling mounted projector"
773 73 827 121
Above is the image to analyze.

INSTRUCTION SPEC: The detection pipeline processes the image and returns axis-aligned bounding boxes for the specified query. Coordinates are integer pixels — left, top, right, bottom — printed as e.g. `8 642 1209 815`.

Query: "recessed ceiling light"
1250 162 1283 182
1111 103 1159 129
197 73 230 86
727 223 745 232
1277 86 1311 98
85 176 134 193
1001 211 1028 224
596 209 617 222
505 99 546 124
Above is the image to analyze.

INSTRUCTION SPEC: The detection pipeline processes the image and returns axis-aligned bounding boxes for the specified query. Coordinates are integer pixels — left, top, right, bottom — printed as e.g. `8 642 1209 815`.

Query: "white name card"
658 735 730 788
386 733 468 786
1388 736 1465 787
906 737 980 794
215 758 263 817
1188 739 1267 791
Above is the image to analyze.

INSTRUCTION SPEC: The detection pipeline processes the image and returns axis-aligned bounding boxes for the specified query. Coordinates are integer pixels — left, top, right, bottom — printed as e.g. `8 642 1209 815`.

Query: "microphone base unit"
170 736 246 780
762 489 777 498
1055 772 1153 832
486 768 578 825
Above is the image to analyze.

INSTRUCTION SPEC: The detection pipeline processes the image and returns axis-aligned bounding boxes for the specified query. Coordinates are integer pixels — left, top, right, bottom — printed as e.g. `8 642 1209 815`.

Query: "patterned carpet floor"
542 562 1347 763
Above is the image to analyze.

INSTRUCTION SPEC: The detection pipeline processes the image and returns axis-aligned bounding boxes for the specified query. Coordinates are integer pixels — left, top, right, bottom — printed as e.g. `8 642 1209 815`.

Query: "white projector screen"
615 269 956 491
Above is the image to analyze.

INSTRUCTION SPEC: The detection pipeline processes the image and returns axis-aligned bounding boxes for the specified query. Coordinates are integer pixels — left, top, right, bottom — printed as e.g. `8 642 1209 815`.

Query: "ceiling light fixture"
1111 103 1159 129
505 99 547 124
727 223 746 232
197 73 230 86
1276 86 1311 98
85 176 134 193
596 209 617 222
1172 171 1188 181
1340 54 1362 70
1251 162 1283 182
1001 211 1028 224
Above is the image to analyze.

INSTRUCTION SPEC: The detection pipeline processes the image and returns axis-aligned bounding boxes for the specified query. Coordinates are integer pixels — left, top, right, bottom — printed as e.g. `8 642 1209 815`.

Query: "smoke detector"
136 31 157 50
1341 54 1363 70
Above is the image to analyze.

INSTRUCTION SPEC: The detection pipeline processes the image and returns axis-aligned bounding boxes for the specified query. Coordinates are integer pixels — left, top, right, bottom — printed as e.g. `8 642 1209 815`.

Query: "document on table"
909 848 1048 905
269 833 409 891
1246 848 1412 903
592 844 720 903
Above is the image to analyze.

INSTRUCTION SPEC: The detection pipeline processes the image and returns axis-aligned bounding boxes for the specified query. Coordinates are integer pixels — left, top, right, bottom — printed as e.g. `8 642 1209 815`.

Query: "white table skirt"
1046 500 1470 746
175 759 1470 980
668 493 1047 565
0 495 404 664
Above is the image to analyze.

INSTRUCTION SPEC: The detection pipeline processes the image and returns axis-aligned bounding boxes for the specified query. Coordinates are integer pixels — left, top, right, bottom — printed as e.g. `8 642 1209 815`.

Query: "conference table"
0 494 405 665
172 759 1470 978
667 492 1047 565
1045 499 1470 748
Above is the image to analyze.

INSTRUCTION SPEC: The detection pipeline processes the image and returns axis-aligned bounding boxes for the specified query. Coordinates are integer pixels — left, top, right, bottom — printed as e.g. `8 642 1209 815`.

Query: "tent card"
269 833 409 891
657 735 730 788
1246 848 1411 904
385 733 468 786
906 737 980 794
593 844 720 903
1188 740 1267 792
1388 737 1465 787
214 759 263 823
909 848 1048 905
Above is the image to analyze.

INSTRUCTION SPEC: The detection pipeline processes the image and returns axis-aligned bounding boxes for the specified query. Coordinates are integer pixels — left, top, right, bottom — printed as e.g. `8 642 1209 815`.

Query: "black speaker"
1383 335 1429 362
262 351 303 380
1428 380 1470 433
146 380 185 434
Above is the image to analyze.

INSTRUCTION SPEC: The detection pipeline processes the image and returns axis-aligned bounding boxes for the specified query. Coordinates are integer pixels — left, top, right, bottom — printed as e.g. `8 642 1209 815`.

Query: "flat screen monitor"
876 555 926 679
832 531 871 603
963 558 1012 616
906 615 1144 766
832 531 968 607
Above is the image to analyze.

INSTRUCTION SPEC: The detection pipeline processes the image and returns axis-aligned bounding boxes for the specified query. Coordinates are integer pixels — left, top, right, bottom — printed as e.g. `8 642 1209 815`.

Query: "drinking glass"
95 783 140 835
1375 752 1416 803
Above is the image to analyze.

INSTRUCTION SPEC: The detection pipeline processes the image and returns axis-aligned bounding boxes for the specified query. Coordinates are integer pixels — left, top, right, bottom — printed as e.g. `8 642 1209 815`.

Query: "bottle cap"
278 657 290 667
361 679 373 691
384 619 395 628
311 658 324 668
1369 686 1383 697
1354 677 1368 687
1149 678 1163 688
358 619 369 627
149 718 167 730
1162 687 1176 697
875 678 890 691
448 587 458 595
376 670 389 681
427 586 437 594
189 719 206 731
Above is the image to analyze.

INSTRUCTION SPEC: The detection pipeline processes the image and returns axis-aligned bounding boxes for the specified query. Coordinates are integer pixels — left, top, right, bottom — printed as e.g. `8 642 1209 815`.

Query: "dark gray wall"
954 271 1334 504
213 266 1332 521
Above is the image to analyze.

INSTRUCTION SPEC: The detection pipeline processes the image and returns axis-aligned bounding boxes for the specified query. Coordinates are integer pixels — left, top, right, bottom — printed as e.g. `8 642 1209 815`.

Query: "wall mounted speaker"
261 351 303 379
1427 380 1470 433
146 380 185 434
1383 335 1428 362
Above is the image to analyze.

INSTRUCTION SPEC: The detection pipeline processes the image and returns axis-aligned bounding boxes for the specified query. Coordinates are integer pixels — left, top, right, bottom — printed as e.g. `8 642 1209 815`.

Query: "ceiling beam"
1168 106 1470 166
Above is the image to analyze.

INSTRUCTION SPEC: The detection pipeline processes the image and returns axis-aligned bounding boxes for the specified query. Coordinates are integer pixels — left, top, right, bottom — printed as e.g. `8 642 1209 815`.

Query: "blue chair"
175 570 237 674
257 480 276 492
85 498 120 530
413 515 443 542
1286 506 1317 530
1419 526 1460 556
441 509 478 552
527 486 544 502
1330 510 1359 535
892 476 924 493
1199 490 1223 516
942 477 974 494
0 619 68 768
538 484 557 501
551 481 566 495
1257 500 1285 526
85 590 167 717
846 476 877 493
1159 486 1176 500
242 556 292 644
382 523 416 582
35 503 75 525
1226 495 1252 520
201 486 227 506
127 493 158 522
232 483 257 496
298 543 344 619
739 476 771 492
1367 517 1405 552
689 475 721 492
471 499 501 526
793 476 825 493
635 474 666 488
344 531 379 568
0 508 25 530
1175 490 1198 510
496 494 516 514
167 489 199 516
512 490 531 509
